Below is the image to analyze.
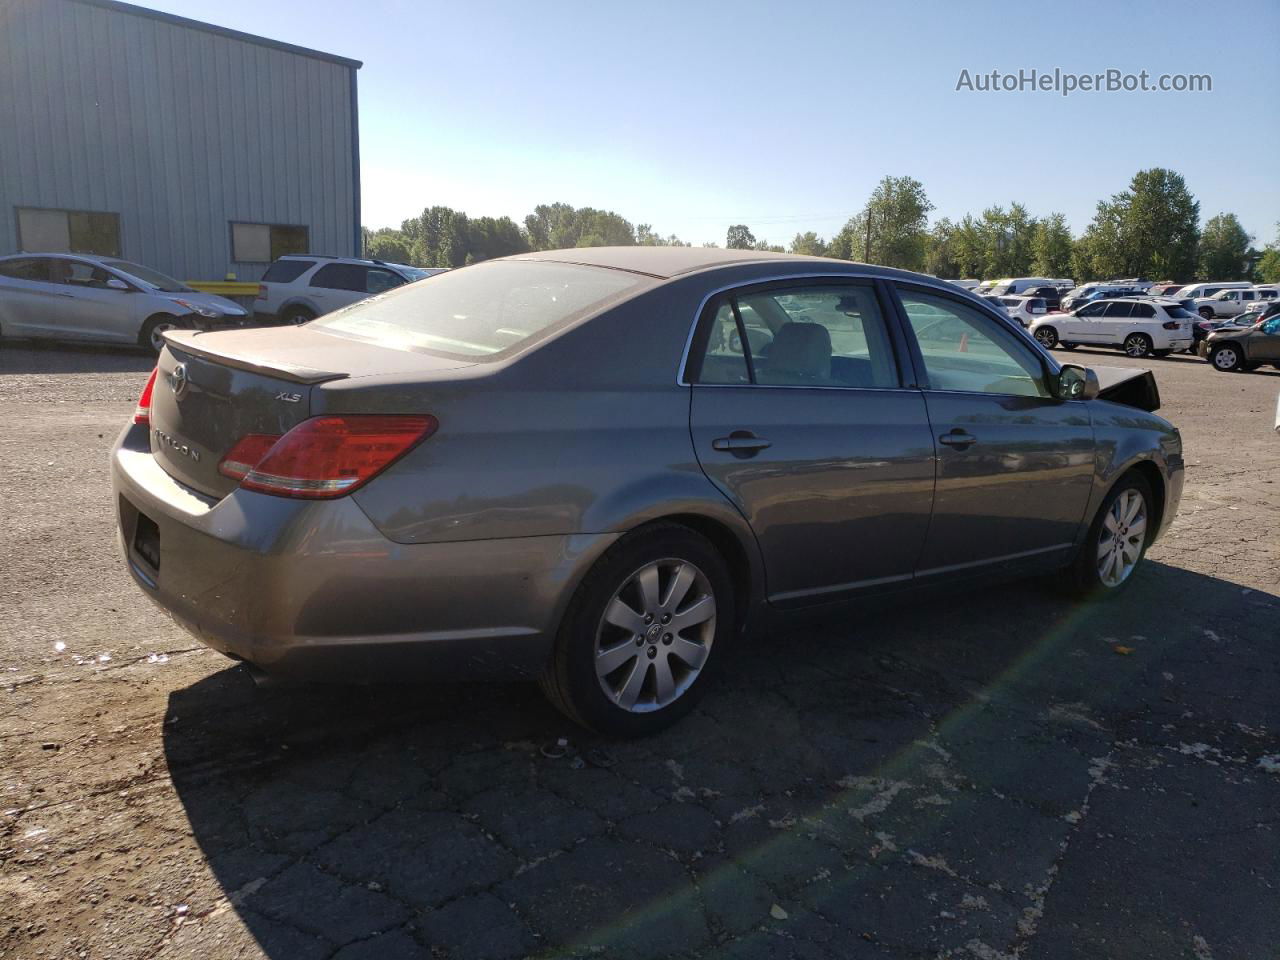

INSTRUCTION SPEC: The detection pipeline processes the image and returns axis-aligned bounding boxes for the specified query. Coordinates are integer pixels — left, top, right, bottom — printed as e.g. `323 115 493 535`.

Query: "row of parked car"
953 274 1280 371
0 252 440 352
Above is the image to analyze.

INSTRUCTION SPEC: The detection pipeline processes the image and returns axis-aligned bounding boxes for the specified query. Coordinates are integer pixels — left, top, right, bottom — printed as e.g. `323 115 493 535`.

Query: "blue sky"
152 0 1279 248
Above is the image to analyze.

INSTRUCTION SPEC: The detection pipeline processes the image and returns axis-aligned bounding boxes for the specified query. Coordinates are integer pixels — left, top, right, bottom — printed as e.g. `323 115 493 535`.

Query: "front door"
688 281 936 605
894 286 1097 576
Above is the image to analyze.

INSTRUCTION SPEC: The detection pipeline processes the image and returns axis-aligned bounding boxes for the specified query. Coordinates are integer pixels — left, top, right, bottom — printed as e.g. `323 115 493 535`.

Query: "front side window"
365 268 405 294
1078 303 1106 317
17 207 120 256
694 283 900 389
231 222 309 262
898 289 1049 399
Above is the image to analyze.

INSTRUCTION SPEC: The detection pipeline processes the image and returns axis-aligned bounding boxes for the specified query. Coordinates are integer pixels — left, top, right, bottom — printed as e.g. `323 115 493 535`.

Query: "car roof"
2 252 114 263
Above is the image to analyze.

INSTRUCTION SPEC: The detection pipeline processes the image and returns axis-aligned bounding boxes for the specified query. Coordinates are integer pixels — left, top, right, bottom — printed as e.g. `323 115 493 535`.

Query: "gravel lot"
1 341 1277 960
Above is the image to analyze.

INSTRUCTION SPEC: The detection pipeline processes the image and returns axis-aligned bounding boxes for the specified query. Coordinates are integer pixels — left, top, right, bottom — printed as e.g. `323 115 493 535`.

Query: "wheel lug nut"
660 614 671 624
643 613 653 624
635 636 644 646
662 634 672 644
647 646 657 659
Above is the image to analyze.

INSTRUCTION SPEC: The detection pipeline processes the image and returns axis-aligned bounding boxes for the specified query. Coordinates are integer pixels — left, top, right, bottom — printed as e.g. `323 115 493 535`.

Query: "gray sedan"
111 247 1184 735
0 253 248 351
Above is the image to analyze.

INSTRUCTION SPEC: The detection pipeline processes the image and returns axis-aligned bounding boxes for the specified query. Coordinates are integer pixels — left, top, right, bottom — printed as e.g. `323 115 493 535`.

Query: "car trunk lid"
149 327 473 498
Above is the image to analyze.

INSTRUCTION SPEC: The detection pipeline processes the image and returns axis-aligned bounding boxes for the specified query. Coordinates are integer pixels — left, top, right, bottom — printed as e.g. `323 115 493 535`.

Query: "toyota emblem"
169 362 189 399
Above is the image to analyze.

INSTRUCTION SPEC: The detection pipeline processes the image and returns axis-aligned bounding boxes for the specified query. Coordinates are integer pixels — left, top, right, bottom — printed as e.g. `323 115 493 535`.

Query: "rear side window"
311 263 369 291
1103 302 1134 318
0 257 50 280
312 260 644 360
1131 303 1156 318
262 259 315 283
1165 305 1192 319
693 283 900 389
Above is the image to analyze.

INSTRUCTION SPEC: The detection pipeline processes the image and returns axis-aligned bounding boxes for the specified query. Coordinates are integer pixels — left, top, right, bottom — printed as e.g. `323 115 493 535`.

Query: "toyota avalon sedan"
112 247 1184 735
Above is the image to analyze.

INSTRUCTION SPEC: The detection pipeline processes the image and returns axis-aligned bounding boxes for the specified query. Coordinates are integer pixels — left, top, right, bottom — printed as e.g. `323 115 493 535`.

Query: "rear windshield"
1165 305 1192 318
262 259 315 283
312 260 646 360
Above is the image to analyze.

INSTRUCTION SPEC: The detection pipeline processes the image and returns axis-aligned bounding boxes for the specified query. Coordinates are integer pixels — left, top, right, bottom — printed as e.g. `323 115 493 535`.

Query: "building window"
17 207 120 256
231 222 309 263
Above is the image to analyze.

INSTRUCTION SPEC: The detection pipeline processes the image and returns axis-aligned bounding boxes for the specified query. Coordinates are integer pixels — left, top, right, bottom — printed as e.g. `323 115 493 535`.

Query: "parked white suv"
255 256 446 324
1028 297 1194 358
999 295 1050 327
1192 286 1278 319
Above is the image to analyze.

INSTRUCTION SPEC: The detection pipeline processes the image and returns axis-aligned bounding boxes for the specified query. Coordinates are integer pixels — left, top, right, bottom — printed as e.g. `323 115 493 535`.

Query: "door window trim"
679 275 916 391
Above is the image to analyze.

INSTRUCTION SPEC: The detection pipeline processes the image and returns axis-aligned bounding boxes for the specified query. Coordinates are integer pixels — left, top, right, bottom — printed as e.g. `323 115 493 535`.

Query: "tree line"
363 169 1280 283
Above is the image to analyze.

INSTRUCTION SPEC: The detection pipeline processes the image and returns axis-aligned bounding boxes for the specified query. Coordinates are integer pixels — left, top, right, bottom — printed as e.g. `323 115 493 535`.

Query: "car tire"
1123 333 1152 358
1059 342 1077 350
1034 326 1058 349
539 522 733 737
1198 307 1215 320
139 315 186 353
1152 349 1171 358
281 306 316 326
1209 344 1242 372
1068 471 1154 598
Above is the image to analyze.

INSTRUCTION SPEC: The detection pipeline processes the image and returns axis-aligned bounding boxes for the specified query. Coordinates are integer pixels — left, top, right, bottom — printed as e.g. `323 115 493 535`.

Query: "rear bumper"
111 423 616 681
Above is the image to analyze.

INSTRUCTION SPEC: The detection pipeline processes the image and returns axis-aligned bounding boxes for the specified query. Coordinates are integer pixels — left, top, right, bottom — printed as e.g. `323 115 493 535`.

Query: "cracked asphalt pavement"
1 342 1278 960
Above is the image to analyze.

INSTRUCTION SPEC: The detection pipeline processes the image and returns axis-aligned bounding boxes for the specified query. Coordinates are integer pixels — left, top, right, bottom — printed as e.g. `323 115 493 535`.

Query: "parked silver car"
254 255 446 325
0 253 248 351
112 247 1184 735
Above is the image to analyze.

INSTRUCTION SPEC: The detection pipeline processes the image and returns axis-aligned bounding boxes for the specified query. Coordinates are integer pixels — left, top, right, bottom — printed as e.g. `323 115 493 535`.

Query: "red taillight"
133 367 159 425
256 284 267 300
1162 320 1180 329
225 415 437 499
218 433 282 481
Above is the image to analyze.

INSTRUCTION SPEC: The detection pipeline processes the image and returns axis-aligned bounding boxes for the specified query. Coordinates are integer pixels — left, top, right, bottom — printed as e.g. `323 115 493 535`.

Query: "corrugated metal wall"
0 0 358 282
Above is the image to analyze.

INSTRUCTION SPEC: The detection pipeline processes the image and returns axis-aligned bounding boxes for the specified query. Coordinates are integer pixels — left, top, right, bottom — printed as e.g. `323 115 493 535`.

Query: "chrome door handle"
938 430 976 448
712 431 771 457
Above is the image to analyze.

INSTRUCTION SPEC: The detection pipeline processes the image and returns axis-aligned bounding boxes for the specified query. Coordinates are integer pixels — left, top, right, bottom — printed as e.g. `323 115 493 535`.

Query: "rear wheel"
539 523 732 737
1210 344 1242 372
281 306 316 326
1034 326 1058 349
1123 333 1152 358
1198 307 1215 320
139 315 185 353
1059 342 1077 350
1152 349 1171 358
1069 472 1153 597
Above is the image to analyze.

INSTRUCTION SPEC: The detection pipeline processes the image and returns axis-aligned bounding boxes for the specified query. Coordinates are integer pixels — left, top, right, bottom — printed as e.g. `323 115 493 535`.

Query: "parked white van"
1173 281 1250 302
988 277 1053 296
1192 286 1277 319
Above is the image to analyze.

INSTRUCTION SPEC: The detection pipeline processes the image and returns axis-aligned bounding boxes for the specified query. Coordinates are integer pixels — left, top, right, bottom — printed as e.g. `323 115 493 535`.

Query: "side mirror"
105 278 130 291
1056 363 1099 401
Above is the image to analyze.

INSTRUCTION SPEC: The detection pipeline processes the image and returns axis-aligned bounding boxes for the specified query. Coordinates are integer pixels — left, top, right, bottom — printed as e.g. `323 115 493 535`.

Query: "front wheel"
1123 333 1152 358
1034 326 1059 349
139 315 186 353
1069 472 1153 597
540 523 733 737
1209 344 1242 372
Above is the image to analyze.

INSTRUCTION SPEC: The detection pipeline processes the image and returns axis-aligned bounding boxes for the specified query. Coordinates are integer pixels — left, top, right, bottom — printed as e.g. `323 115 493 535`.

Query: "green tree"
1197 213 1252 280
726 224 756 249
843 175 934 270
362 227 412 264
924 218 960 278
789 231 828 257
523 203 636 250
1030 213 1074 278
1256 223 1280 283
636 224 688 246
1074 169 1199 281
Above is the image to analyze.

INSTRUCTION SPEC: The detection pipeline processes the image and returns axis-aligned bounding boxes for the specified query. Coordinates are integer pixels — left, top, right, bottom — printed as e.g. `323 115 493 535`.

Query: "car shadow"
163 561 1280 959
0 340 156 374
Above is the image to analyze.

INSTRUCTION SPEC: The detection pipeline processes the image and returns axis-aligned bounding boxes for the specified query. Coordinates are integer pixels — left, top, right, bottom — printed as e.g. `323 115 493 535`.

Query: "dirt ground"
1 341 1277 960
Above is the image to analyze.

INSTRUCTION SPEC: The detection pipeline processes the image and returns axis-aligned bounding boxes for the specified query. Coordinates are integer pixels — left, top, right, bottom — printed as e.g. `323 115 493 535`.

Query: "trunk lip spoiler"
162 330 349 385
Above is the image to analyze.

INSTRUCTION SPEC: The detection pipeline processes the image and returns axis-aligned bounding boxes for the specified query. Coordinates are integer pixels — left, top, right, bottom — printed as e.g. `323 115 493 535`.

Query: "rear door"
688 279 936 605
892 285 1095 577
0 257 55 336
1099 301 1135 343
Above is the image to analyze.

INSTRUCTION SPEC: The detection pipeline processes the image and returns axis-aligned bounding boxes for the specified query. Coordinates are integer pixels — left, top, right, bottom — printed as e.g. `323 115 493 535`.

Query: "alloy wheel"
1212 346 1239 371
1096 489 1146 588
1124 334 1150 357
1034 328 1057 348
149 322 177 351
594 558 716 713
